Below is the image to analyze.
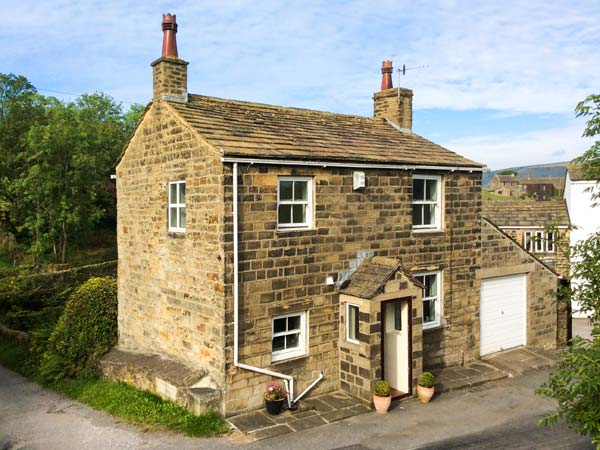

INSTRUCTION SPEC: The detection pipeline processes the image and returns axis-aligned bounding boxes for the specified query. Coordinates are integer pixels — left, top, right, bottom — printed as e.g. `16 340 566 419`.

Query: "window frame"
277 176 313 230
271 311 307 362
345 303 360 345
168 180 186 233
412 175 442 231
523 231 533 251
414 270 442 329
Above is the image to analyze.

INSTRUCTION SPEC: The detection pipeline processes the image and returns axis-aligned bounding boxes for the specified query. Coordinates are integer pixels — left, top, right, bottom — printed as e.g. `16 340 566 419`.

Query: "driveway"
0 364 593 450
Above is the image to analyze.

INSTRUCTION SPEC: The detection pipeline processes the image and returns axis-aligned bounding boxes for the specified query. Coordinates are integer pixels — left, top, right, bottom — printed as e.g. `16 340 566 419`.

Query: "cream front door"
383 300 410 394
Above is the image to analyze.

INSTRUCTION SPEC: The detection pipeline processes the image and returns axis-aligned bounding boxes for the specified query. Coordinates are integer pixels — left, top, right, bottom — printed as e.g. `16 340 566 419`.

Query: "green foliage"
538 95 600 448
40 277 117 381
574 94 600 184
374 380 390 397
498 169 518 176
0 72 144 262
537 334 600 447
420 371 435 388
3 305 63 331
54 379 228 436
0 260 116 316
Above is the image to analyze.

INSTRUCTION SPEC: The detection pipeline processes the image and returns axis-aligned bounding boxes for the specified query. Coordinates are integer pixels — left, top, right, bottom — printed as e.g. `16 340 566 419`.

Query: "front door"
383 299 411 395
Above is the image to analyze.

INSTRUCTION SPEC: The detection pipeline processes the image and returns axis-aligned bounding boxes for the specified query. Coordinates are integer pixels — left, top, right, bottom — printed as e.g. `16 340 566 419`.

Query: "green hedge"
0 260 117 313
40 277 117 382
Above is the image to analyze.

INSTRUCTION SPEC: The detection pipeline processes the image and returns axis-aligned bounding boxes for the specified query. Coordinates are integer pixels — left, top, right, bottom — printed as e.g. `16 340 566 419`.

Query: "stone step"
99 348 222 415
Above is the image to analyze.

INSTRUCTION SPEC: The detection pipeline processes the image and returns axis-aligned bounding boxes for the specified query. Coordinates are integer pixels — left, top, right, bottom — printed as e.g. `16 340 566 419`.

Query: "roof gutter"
221 157 484 173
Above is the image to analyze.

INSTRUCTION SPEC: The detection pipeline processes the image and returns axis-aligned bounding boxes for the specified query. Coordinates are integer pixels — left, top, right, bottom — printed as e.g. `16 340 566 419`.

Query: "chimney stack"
373 60 413 130
151 13 188 102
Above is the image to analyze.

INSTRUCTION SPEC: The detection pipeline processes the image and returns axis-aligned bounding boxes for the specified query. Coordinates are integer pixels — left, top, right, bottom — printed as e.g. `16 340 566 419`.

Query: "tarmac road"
0 363 594 450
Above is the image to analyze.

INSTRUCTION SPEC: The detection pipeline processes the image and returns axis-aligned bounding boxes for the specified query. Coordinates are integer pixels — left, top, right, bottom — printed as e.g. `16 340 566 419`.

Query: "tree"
21 93 139 262
0 74 46 236
537 95 600 448
498 169 518 176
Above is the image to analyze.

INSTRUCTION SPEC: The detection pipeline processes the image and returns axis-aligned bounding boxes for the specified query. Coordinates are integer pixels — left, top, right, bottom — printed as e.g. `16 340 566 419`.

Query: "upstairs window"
277 177 312 230
414 271 442 329
546 231 555 253
168 181 186 232
524 231 533 251
523 230 555 253
413 175 441 230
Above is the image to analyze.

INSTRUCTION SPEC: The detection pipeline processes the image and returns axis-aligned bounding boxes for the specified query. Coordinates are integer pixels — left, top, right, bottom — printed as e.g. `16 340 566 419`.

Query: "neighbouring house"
519 179 556 200
481 200 571 275
104 14 567 416
489 174 522 197
564 165 600 317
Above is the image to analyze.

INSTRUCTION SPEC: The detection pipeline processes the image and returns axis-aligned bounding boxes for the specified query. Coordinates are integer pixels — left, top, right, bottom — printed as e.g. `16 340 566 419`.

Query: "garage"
480 273 527 356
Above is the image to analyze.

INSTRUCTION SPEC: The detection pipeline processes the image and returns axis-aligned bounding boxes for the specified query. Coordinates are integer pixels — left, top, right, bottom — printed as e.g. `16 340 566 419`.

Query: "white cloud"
443 122 595 169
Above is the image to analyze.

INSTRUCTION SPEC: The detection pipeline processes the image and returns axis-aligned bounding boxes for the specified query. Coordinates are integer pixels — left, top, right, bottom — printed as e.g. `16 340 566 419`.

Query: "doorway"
382 298 412 397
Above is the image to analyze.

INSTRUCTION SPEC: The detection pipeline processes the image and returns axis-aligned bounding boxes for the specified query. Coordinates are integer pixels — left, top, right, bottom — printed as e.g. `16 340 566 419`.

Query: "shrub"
374 380 390 397
40 277 117 382
420 372 435 388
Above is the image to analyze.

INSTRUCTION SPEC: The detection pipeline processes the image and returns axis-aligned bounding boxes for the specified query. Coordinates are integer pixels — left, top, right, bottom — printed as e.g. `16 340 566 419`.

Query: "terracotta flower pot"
265 397 285 415
373 394 391 414
417 384 435 403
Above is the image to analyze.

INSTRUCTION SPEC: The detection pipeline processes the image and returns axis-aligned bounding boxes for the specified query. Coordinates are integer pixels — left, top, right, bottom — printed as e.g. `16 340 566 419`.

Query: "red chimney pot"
161 13 178 58
381 60 393 90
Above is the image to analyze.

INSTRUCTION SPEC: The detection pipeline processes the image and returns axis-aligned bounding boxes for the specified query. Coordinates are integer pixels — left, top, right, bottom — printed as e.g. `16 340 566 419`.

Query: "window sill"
423 324 444 332
167 231 186 239
412 228 444 235
270 354 308 366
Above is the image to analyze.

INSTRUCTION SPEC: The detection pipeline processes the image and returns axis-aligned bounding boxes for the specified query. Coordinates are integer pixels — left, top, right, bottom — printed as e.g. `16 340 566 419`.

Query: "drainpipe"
233 162 323 408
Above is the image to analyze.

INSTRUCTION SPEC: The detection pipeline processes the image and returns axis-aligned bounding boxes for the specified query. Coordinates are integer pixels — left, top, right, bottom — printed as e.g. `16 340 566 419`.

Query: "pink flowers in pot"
265 380 287 401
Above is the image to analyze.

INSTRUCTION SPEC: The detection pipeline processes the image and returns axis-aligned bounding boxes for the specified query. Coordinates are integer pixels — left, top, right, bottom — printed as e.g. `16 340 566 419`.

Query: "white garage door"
480 274 526 356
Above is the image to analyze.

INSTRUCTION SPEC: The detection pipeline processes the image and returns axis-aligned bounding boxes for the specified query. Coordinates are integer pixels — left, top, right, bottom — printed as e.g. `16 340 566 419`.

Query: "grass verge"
0 337 228 437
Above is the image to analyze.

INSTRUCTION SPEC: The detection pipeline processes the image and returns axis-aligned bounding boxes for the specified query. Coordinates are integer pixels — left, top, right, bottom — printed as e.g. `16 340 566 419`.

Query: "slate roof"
568 164 599 182
167 94 482 167
482 199 570 227
339 257 419 299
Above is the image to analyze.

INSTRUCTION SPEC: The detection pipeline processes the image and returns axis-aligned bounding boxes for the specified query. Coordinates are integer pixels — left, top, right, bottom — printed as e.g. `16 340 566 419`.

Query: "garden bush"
40 277 117 382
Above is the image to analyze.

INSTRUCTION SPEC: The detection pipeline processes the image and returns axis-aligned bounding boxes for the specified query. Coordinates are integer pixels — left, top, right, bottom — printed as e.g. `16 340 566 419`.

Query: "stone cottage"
105 14 567 416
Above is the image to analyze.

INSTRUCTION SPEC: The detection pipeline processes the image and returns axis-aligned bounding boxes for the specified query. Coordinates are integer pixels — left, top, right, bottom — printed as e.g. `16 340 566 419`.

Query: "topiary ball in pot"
40 277 117 383
417 371 436 403
373 380 391 414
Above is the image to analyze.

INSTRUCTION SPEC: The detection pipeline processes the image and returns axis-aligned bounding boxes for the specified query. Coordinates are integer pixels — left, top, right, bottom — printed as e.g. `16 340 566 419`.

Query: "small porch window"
346 303 360 344
168 181 186 232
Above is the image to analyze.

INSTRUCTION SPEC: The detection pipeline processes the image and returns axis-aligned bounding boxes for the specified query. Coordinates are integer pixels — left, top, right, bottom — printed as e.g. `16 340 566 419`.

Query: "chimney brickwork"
373 61 413 130
152 13 188 102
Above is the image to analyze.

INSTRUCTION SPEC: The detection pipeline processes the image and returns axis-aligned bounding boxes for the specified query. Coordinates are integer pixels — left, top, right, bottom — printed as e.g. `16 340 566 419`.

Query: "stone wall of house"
481 220 564 349
501 228 570 276
115 101 227 389
221 164 482 414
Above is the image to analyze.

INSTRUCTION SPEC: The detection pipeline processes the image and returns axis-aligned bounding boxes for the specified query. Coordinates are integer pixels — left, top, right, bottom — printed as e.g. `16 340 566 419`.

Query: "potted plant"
264 380 287 415
417 371 435 403
373 380 392 414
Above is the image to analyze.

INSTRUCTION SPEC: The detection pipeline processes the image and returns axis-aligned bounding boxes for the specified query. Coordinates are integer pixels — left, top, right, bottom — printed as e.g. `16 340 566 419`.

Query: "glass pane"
413 178 424 201
294 181 308 201
423 204 433 225
292 204 305 224
425 274 437 297
394 302 402 330
179 183 185 203
169 207 177 228
413 205 422 225
279 180 293 201
424 299 436 324
288 315 300 331
426 179 437 201
348 305 358 340
179 207 186 229
286 333 299 349
273 318 286 333
169 184 177 205
272 336 285 352
279 205 292 224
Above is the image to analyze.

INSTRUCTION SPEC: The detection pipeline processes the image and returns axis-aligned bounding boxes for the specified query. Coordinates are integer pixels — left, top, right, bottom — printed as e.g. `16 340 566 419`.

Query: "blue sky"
2 0 599 169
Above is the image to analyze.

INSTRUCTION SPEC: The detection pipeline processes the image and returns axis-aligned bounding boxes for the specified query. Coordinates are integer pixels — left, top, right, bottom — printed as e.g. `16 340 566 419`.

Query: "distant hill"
483 162 568 187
